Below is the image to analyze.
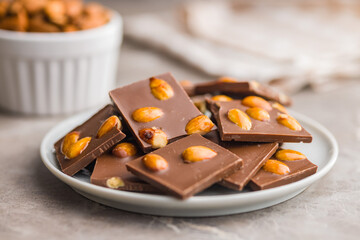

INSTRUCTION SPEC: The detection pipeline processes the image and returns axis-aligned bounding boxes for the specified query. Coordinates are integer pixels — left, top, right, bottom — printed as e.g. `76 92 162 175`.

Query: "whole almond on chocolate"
132 107 163 123
246 107 270 121
112 142 137 158
217 77 238 83
65 136 91 159
106 177 124 189
139 127 168 149
227 108 252 130
263 159 290 175
142 154 168 171
62 131 80 155
277 114 302 131
149 77 174 100
242 96 272 111
272 102 288 114
185 115 214 135
182 146 217 163
211 95 233 102
97 115 121 138
275 149 306 161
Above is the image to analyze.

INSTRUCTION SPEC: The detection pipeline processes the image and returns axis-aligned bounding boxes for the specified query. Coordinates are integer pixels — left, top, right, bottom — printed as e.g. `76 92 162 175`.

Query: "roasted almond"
276 114 302 131
132 107 163 123
97 115 121 138
182 146 217 163
217 77 238 83
272 102 288 114
185 115 214 135
112 142 137 158
62 131 80 155
246 107 270 121
142 154 168 171
139 127 168 149
0 1 9 18
149 77 174 100
65 137 91 159
263 159 290 175
227 108 252 130
44 0 67 26
211 95 233 102
242 96 272 111
106 177 124 189
275 149 306 161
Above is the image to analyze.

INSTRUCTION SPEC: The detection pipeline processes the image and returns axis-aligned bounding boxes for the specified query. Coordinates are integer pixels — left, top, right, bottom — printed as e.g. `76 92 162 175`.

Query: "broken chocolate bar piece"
209 100 312 143
220 142 278 190
90 148 159 193
126 134 243 199
205 131 278 191
109 72 215 152
54 105 126 176
249 149 318 190
195 78 291 106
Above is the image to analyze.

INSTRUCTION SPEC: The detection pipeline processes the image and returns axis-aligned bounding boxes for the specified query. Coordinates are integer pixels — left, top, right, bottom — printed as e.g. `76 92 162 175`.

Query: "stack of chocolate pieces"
54 73 317 200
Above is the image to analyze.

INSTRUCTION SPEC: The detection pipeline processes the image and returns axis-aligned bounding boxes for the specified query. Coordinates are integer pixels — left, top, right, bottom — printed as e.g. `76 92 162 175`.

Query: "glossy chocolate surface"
91 152 159 193
109 73 213 152
126 134 243 199
204 131 278 190
54 105 126 176
210 100 312 143
249 152 318 190
221 142 279 191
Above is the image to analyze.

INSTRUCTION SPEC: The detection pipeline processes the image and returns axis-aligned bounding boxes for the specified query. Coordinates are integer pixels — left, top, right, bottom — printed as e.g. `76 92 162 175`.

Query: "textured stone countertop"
1 1 359 240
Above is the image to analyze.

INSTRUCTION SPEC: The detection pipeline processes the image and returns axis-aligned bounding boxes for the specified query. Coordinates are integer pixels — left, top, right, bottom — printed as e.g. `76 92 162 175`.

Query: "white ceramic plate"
40 109 338 217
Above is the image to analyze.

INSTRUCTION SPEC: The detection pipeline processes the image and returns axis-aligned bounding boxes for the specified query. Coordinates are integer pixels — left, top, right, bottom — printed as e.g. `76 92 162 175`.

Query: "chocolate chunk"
205 131 279 191
109 73 215 152
194 78 291 106
209 100 312 143
54 105 126 176
220 142 278 190
91 152 159 193
249 150 318 190
126 134 243 199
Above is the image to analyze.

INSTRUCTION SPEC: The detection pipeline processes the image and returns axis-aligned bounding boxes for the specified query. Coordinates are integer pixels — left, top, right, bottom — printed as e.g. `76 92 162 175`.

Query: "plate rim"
40 109 339 207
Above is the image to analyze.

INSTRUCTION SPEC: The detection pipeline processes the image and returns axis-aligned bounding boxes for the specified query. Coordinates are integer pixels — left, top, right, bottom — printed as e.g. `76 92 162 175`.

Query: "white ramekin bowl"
0 11 122 115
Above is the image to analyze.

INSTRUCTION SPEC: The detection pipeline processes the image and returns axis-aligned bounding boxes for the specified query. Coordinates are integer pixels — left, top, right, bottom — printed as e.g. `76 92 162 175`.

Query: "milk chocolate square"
91 151 159 193
109 73 215 152
249 150 318 190
126 134 243 199
209 100 312 143
54 105 126 176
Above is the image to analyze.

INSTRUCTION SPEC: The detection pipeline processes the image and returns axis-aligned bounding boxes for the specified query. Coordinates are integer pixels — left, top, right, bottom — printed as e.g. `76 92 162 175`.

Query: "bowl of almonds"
0 0 123 115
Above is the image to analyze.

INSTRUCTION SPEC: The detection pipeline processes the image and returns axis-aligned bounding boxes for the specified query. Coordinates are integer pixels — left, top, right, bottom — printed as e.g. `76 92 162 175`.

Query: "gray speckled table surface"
1 1 359 239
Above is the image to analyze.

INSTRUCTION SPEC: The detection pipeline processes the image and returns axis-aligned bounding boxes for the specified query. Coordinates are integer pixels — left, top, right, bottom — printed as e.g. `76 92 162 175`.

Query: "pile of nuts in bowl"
0 0 110 32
